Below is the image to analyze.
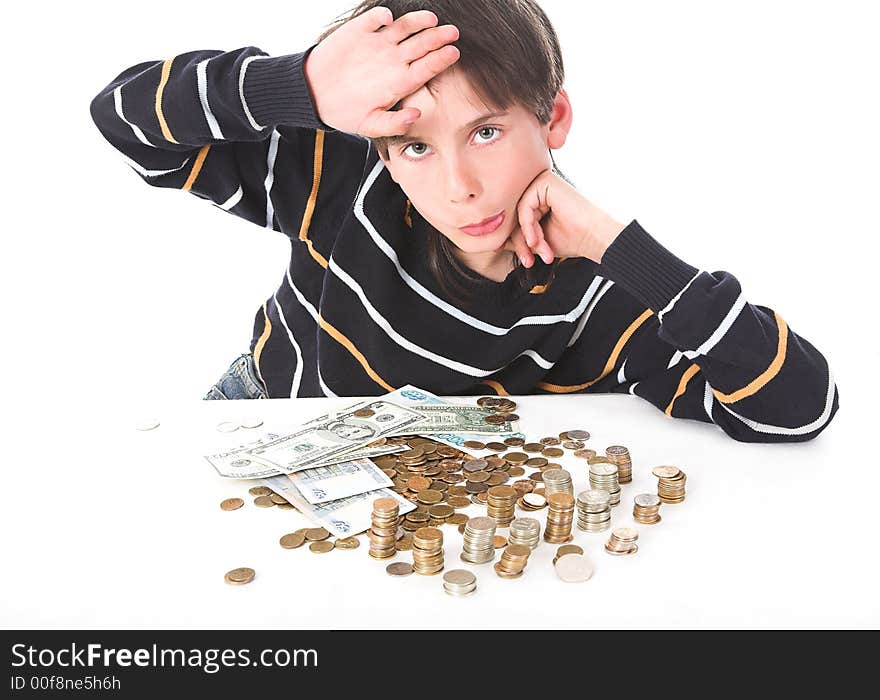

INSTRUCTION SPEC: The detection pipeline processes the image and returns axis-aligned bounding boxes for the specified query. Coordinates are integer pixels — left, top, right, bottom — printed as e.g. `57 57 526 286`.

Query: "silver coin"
216 421 240 433
135 419 160 431
443 569 477 587
463 459 489 472
386 562 414 577
240 417 264 429
554 554 594 582
589 464 618 477
522 493 547 508
634 494 661 507
466 517 497 532
567 430 590 440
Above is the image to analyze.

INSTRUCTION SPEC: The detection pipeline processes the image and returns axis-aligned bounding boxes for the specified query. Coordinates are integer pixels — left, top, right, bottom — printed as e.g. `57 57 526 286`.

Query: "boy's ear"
379 151 400 183
546 87 574 150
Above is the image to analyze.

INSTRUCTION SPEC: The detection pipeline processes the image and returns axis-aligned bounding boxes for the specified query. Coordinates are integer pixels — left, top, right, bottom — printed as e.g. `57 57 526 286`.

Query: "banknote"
403 404 520 435
288 458 393 504
261 474 415 538
245 400 426 474
383 385 526 449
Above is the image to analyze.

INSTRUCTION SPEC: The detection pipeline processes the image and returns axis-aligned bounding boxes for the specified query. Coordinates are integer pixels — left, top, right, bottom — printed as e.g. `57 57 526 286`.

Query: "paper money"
384 385 525 449
246 400 425 474
404 404 521 435
261 474 415 538
289 458 393 504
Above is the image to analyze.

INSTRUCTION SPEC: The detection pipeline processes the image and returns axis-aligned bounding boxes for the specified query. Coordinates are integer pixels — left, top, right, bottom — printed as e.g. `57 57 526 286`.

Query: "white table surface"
2 392 876 630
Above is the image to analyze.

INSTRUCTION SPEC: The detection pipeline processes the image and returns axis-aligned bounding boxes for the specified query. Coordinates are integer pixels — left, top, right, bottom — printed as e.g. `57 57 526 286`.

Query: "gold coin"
494 536 508 549
248 486 271 497
353 408 375 418
220 498 244 511
334 537 360 550
485 442 508 451
224 567 255 585
305 527 331 541
508 466 525 477
269 493 288 505
253 495 275 508
276 503 297 511
653 466 681 479
309 541 334 553
573 449 597 459
407 476 431 492
465 471 489 483
486 473 508 486
429 504 455 519
464 440 486 450
279 532 306 549
417 489 443 505
503 452 529 464
448 513 468 525
373 497 399 513
557 544 584 557
503 437 526 447
447 496 471 509
525 457 549 468
484 415 507 425
523 443 545 453
542 447 564 458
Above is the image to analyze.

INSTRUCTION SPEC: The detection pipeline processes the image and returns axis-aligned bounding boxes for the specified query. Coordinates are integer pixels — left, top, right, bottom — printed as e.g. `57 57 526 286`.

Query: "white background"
1 0 878 629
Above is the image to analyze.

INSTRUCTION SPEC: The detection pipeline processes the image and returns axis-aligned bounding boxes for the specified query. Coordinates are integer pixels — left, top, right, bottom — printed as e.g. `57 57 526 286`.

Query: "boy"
89 1 838 442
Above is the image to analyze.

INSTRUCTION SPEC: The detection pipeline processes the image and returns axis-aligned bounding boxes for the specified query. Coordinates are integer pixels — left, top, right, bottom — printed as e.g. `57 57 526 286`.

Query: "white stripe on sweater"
264 129 280 229
123 154 191 178
217 186 243 211
113 86 154 147
567 279 613 347
239 54 269 131
682 292 747 359
658 270 702 323
196 57 225 140
271 293 303 398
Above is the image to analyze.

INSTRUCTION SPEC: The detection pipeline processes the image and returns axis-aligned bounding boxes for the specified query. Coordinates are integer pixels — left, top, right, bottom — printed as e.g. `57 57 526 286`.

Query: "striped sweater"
89 44 840 443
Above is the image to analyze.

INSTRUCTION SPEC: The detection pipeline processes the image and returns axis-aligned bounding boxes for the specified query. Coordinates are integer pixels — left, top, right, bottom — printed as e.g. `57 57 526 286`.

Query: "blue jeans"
202 353 269 400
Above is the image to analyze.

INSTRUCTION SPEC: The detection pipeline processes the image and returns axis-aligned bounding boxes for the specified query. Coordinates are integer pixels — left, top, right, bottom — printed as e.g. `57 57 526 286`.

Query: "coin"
523 442 545 453
353 408 375 418
652 466 681 479
494 536 508 548
503 414 520 422
447 496 471 509
555 554 594 582
334 537 360 550
224 567 255 585
269 493 288 505
220 498 244 511
248 486 271 497
542 447 564 458
309 541 334 553
484 414 507 425
522 493 547 508
540 437 562 446
566 430 590 440
216 421 240 433
386 562 414 577
557 544 584 558
504 437 526 447
240 417 264 429
407 476 431 492
464 440 486 450
253 495 275 508
279 532 306 549
443 569 476 586
635 494 661 507
417 489 443 504
508 466 525 477
305 527 331 541
448 513 468 525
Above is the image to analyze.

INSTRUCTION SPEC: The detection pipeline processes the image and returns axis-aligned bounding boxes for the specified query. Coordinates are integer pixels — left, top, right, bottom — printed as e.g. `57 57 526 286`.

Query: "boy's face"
379 67 572 258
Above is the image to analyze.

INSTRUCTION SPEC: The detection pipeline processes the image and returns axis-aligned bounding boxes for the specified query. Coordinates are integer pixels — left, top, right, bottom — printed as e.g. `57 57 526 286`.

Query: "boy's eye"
400 126 502 161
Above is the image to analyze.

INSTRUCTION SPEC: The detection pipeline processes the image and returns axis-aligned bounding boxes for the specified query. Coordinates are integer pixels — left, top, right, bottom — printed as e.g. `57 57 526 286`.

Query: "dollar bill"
403 403 520 435
261 474 415 538
244 400 425 474
289 458 393 504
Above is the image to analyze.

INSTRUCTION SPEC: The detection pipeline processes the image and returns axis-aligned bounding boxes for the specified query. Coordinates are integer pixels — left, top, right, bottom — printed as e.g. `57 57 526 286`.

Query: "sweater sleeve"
88 44 366 238
593 219 839 443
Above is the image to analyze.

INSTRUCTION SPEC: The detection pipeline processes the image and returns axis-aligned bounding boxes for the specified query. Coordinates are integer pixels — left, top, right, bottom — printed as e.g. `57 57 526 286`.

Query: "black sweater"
89 44 839 443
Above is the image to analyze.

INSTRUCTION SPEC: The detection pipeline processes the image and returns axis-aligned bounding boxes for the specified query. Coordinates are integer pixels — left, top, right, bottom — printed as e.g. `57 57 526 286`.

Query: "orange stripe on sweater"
155 58 179 145
713 311 789 404
665 363 701 415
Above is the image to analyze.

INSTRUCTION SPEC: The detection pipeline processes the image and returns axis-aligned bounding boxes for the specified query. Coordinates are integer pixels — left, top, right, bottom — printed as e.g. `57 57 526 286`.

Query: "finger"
406 44 460 89
366 107 422 137
399 24 459 64
361 5 395 32
509 227 535 268
533 220 555 264
380 9 438 43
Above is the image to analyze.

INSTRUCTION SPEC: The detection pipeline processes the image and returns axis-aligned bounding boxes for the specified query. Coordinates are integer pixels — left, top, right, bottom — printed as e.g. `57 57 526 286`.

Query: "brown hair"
314 0 571 307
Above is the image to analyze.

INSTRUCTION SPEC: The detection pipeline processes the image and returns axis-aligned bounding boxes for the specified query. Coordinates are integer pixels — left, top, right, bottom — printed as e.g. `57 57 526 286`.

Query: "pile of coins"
589 463 621 506
442 569 477 597
477 396 520 425
653 466 687 503
508 517 541 549
494 544 532 579
247 485 297 511
633 494 662 524
576 489 612 532
368 497 400 560
544 493 576 543
460 517 497 564
605 527 639 556
605 445 633 483
486 486 517 526
542 468 574 497
412 527 444 575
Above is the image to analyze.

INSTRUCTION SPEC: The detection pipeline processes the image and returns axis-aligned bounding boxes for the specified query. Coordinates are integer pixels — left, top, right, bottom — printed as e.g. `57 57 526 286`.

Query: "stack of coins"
653 466 687 503
543 493 576 543
442 569 477 597
633 494 662 524
368 497 400 560
508 517 541 549
605 445 633 483
542 468 574 497
605 527 639 555
589 463 621 506
576 489 612 532
460 517 497 564
412 527 444 575
494 544 532 579
486 485 517 526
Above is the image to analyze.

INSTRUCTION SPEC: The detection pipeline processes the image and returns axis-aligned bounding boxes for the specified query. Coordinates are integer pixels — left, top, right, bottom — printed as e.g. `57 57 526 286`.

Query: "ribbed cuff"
242 44 335 131
597 219 699 312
